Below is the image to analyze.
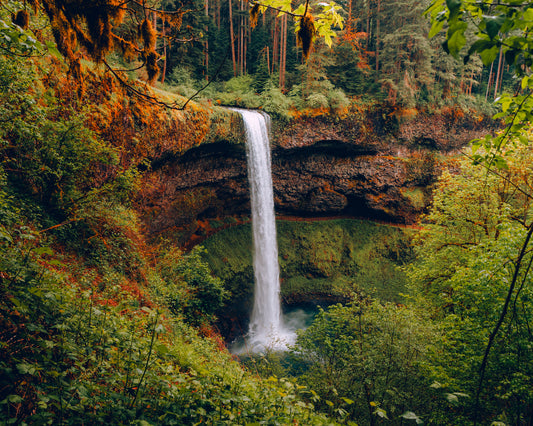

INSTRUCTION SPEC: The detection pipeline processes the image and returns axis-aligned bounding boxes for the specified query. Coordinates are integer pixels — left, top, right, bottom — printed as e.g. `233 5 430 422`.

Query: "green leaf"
33 246 53 256
471 139 482 154
400 411 424 423
6 395 23 404
484 15 505 40
504 48 516 65
45 41 63 60
0 227 12 243
428 19 445 38
425 0 445 18
468 39 496 55
446 0 462 18
446 393 459 403
479 45 500 65
524 7 533 22
521 76 529 90
374 407 389 419
446 392 469 403
446 21 468 56
16 363 37 375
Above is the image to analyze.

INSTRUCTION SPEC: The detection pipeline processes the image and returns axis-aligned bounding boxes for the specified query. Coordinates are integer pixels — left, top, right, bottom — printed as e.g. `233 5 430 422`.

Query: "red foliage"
198 324 228 352
340 28 370 71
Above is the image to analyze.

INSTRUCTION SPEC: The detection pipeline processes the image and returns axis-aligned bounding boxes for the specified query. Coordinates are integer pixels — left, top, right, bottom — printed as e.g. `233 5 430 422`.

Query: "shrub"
292 300 436 424
165 66 199 98
260 80 293 120
156 246 228 326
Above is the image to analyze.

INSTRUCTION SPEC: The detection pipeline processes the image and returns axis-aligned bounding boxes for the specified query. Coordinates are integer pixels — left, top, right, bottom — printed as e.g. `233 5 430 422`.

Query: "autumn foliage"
16 0 184 83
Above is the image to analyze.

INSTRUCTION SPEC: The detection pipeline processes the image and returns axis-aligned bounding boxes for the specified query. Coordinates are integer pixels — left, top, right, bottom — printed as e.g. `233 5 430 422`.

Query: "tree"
327 19 370 96
290 41 349 111
379 25 434 106
407 146 533 424
419 4 533 423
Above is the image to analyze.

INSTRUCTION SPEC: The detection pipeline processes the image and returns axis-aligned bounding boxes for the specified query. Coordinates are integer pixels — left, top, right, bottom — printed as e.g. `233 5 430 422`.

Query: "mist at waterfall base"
230 109 307 354
230 307 316 354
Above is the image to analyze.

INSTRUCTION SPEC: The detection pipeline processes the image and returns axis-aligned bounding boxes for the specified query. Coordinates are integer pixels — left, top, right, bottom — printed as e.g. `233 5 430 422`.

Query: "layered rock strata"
138 106 498 244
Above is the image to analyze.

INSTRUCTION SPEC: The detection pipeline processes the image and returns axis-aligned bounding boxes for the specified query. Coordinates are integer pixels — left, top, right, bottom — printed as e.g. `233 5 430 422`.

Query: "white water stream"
232 109 296 352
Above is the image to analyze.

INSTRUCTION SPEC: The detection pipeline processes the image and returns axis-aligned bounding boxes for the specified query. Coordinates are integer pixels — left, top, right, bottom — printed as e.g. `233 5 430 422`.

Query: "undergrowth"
0 173 338 425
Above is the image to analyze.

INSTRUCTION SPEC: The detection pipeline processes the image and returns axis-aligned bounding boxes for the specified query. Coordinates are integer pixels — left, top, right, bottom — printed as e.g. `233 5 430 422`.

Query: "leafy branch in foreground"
250 0 344 59
425 0 533 167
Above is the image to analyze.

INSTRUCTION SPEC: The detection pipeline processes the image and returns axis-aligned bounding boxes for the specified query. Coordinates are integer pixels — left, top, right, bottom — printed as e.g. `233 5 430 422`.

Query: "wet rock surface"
137 107 499 244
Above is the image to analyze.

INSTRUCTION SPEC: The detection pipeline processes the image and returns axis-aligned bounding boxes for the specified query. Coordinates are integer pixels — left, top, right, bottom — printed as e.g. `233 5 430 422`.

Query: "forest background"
154 0 508 114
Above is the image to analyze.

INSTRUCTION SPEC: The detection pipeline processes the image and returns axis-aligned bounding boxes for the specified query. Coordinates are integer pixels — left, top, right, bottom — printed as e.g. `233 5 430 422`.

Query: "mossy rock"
201 218 415 317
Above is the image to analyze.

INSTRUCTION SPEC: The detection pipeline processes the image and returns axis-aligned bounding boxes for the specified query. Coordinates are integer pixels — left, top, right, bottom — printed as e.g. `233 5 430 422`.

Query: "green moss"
201 219 415 305
402 187 427 209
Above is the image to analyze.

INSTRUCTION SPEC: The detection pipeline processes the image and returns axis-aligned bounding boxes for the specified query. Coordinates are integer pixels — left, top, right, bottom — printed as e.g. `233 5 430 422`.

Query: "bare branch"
103 59 182 110
250 1 303 18
473 223 533 425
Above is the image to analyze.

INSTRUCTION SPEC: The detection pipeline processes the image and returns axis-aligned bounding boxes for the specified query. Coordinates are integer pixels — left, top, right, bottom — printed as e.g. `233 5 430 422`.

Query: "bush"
292 300 436 424
156 246 228 326
0 56 117 219
0 188 334 426
306 92 330 109
406 146 533 424
165 66 199 98
289 79 350 113
260 80 293 120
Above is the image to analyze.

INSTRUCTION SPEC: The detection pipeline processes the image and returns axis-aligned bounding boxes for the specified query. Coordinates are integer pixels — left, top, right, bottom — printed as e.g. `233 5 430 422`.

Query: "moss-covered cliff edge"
49 73 497 248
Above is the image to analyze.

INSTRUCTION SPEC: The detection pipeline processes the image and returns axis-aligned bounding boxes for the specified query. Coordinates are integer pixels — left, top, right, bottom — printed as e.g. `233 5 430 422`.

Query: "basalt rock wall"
138 105 498 245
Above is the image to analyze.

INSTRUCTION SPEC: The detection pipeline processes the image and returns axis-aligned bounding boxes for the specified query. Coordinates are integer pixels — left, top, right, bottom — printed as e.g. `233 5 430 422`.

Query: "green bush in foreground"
291 300 435 425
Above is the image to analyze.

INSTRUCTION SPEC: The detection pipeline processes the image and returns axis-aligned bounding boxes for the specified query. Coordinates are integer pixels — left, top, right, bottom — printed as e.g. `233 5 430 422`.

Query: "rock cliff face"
138 105 498 245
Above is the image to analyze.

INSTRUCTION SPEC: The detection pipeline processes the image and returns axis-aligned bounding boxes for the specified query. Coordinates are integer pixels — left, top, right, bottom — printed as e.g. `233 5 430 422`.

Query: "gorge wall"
136 104 498 245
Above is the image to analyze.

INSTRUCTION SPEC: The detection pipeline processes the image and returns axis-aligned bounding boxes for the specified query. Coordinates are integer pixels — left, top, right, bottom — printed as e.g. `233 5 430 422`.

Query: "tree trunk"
160 19 167 84
272 14 279 74
366 0 371 50
204 0 209 80
216 0 220 29
375 0 381 78
239 0 243 74
279 14 287 90
244 9 248 74
347 0 353 30
485 61 494 101
241 0 246 74
494 45 503 99
229 0 237 76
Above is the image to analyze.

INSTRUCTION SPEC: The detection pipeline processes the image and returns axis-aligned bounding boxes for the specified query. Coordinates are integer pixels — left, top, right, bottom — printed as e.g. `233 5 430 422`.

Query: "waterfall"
233 108 294 352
